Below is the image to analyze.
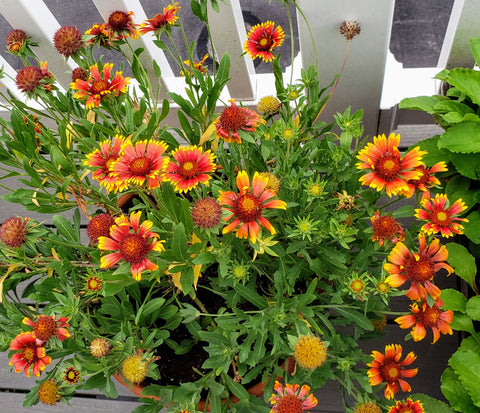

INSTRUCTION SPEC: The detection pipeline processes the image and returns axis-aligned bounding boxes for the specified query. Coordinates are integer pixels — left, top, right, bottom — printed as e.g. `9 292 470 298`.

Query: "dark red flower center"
234 194 263 222
178 161 200 178
380 361 401 384
129 156 153 176
219 105 247 132
91 79 110 95
404 254 434 282
432 210 449 225
257 33 274 51
34 316 56 342
21 346 36 363
151 14 168 29
417 305 441 328
376 155 402 180
275 394 303 413
120 233 149 264
108 11 131 30
373 216 400 238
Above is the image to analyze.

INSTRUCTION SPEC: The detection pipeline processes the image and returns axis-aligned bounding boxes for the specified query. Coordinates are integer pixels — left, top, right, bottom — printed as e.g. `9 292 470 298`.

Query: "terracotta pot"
113 358 295 411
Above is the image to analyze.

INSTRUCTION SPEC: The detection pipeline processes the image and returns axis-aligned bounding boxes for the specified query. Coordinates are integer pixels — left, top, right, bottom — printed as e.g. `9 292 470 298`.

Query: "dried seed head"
71 67 88 82
38 379 60 405
6 29 27 53
90 337 112 357
54 26 83 57
0 217 29 247
339 20 361 40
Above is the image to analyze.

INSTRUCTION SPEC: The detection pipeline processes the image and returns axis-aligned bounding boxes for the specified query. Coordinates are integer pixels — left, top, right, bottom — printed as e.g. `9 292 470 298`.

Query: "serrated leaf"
440 288 467 312
464 211 480 243
439 122 480 153
470 38 480 67
449 349 480 407
449 152 480 180
441 368 479 413
443 68 480 106
450 311 475 334
446 242 477 291
465 295 480 321
399 95 447 114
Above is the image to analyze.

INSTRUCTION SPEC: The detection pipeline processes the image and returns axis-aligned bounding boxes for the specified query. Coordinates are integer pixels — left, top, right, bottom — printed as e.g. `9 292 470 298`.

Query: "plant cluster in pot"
0 1 470 413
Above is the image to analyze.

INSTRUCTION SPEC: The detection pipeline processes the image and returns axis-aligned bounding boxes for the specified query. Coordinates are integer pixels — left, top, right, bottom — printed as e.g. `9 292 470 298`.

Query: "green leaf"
466 296 480 321
443 68 480 106
334 307 373 331
446 242 477 291
442 367 479 413
464 211 480 243
399 95 447 114
449 349 480 407
470 38 480 67
172 223 187 261
408 135 450 166
411 393 456 413
439 122 480 153
52 215 78 242
449 152 480 180
234 283 267 309
440 288 467 312
450 311 475 334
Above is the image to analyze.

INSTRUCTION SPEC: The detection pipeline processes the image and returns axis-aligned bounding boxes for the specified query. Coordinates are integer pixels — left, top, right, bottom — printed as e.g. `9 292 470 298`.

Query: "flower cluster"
0 2 467 412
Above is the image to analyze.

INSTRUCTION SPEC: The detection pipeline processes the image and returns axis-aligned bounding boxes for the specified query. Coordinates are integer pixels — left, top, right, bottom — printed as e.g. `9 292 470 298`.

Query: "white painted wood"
91 0 175 99
0 0 76 88
207 0 256 100
437 0 480 69
296 0 395 137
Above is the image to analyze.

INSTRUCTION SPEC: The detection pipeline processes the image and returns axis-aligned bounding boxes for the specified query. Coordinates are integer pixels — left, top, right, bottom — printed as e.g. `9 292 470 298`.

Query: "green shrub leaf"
446 242 477 291
440 288 467 312
441 367 479 413
449 349 480 407
465 296 480 321
439 122 480 153
464 210 480 243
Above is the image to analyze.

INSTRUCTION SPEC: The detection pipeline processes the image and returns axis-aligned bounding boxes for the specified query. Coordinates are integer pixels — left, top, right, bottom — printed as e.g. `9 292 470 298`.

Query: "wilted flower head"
0 217 29 247
71 67 88 82
90 338 111 358
6 29 27 54
54 26 83 56
107 10 138 39
38 379 60 405
340 20 361 40
191 197 222 229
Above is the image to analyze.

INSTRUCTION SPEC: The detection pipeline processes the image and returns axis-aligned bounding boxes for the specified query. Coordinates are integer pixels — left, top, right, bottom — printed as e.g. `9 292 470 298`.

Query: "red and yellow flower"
164 145 216 192
181 54 209 76
85 23 115 48
371 210 405 246
23 314 70 344
107 10 138 40
9 332 52 377
111 139 169 191
400 161 447 200
367 344 418 400
84 135 125 192
395 297 453 344
98 211 165 281
215 99 264 144
384 233 453 301
244 21 285 62
218 170 286 244
71 63 130 109
139 3 181 35
415 193 468 238
356 133 425 197
269 381 318 413
388 398 425 413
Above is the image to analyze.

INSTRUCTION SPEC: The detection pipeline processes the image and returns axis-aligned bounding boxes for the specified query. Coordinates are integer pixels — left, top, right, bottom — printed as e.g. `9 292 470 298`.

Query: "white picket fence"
0 0 478 139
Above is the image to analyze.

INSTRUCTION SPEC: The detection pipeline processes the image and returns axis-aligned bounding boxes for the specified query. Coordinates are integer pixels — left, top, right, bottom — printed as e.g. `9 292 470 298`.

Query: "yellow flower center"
22 347 35 363
234 194 263 222
376 155 401 180
376 282 390 293
383 160 395 170
282 128 295 140
121 355 149 384
178 160 200 178
38 379 59 406
294 335 327 370
349 279 364 293
309 184 323 196
435 211 448 223
380 361 401 383
91 79 109 95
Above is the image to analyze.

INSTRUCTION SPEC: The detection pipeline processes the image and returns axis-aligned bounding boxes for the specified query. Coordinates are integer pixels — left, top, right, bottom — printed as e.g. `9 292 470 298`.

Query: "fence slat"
296 0 394 137
437 0 480 69
207 0 256 101
0 0 75 88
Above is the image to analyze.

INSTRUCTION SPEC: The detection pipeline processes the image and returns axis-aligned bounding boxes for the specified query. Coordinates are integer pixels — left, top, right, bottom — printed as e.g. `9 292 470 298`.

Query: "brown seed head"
54 26 83 56
0 217 29 247
339 20 361 40
6 29 27 53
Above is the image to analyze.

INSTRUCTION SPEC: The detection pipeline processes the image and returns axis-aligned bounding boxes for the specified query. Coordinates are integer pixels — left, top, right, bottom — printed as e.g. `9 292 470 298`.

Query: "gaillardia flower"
121 354 149 384
244 21 285 62
191 197 222 229
38 379 60 405
294 335 327 370
53 26 83 57
180 54 209 76
6 29 27 54
367 344 418 400
371 210 405 246
415 193 468 238
9 332 52 377
98 211 165 281
90 338 111 358
384 233 453 301
269 381 318 413
257 95 282 116
85 23 114 48
111 139 169 190
218 170 287 244
87 213 116 244
356 133 425 197
16 66 45 94
84 135 125 192
400 161 448 199
139 3 181 35
71 63 130 109
353 401 382 413
395 298 453 344
0 216 29 247
388 398 425 413
23 314 70 344
107 10 138 40
164 145 216 192
64 366 81 384
215 99 264 144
